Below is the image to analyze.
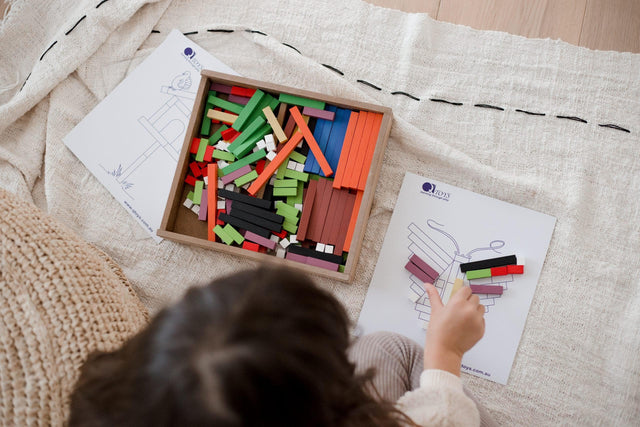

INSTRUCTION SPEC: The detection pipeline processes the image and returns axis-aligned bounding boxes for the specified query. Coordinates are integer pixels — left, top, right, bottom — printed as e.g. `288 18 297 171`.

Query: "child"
70 267 492 426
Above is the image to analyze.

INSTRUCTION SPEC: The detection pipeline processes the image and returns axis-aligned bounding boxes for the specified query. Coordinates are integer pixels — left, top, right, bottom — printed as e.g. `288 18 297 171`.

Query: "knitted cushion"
0 189 149 425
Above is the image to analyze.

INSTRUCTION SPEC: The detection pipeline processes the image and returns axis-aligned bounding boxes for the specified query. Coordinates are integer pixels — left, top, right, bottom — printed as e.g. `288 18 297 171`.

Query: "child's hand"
423 283 485 376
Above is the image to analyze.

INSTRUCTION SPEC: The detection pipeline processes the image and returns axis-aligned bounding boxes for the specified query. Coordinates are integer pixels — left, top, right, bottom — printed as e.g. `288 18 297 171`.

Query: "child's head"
70 267 406 426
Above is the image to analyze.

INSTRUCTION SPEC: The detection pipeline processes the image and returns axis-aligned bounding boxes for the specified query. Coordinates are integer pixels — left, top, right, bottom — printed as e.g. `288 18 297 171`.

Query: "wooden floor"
367 0 639 53
1 1 638 53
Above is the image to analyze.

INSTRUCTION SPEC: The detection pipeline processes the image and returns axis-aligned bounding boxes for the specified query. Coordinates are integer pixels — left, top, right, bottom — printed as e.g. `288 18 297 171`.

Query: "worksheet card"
64 30 238 242
358 172 556 384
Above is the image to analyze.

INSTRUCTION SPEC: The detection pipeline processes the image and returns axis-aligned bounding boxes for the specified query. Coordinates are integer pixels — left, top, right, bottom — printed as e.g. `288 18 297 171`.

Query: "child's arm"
396 283 485 426
423 283 486 376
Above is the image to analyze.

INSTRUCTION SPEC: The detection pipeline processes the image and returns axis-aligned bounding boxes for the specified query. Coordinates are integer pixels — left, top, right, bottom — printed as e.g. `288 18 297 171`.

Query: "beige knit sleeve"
0 188 149 426
396 369 480 426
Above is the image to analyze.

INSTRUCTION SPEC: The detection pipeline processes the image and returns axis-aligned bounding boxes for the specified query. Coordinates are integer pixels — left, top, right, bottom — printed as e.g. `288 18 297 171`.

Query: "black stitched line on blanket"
19 72 31 92
599 123 630 133
556 115 587 124
429 98 463 106
39 41 57 60
515 109 546 116
391 91 420 101
26 25 631 135
282 43 301 54
474 103 504 111
95 0 109 8
187 27 632 134
322 64 344 75
246 29 267 36
357 80 382 91
65 15 86 35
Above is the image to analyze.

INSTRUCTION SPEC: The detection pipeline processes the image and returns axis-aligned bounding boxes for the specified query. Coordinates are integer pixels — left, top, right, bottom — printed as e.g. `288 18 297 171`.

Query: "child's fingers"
452 285 472 302
424 282 444 311
469 294 480 306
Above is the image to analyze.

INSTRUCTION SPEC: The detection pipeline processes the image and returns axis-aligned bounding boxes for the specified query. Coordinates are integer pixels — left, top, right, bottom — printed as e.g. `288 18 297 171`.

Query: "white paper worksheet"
64 30 238 242
358 172 556 384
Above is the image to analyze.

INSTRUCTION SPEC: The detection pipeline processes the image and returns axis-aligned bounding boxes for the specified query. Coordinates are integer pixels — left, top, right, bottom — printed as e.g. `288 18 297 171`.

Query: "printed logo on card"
182 47 203 71
421 182 450 201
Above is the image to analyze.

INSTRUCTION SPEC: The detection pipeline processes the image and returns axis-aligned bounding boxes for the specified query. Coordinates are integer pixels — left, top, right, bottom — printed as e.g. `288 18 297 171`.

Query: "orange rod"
344 111 374 189
207 163 218 241
289 106 333 177
356 112 383 190
246 131 303 195
332 111 359 189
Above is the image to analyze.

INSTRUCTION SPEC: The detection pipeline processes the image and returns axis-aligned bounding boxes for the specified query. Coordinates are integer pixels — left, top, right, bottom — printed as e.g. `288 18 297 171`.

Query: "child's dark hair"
69 267 413 426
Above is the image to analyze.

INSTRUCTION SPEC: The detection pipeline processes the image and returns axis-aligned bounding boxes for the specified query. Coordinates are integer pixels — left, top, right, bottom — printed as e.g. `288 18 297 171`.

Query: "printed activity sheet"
358 172 556 384
64 30 238 242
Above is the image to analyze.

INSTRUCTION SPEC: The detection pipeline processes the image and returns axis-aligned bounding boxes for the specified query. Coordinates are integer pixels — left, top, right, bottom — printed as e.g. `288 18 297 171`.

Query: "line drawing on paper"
407 219 513 323
100 71 196 198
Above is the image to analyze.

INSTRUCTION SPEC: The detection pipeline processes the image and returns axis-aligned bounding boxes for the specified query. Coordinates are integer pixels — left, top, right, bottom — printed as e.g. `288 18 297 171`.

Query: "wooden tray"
158 70 392 282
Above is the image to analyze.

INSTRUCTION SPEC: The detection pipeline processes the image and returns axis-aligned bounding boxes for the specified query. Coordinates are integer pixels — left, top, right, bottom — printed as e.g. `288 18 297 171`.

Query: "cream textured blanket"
1 0 639 424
